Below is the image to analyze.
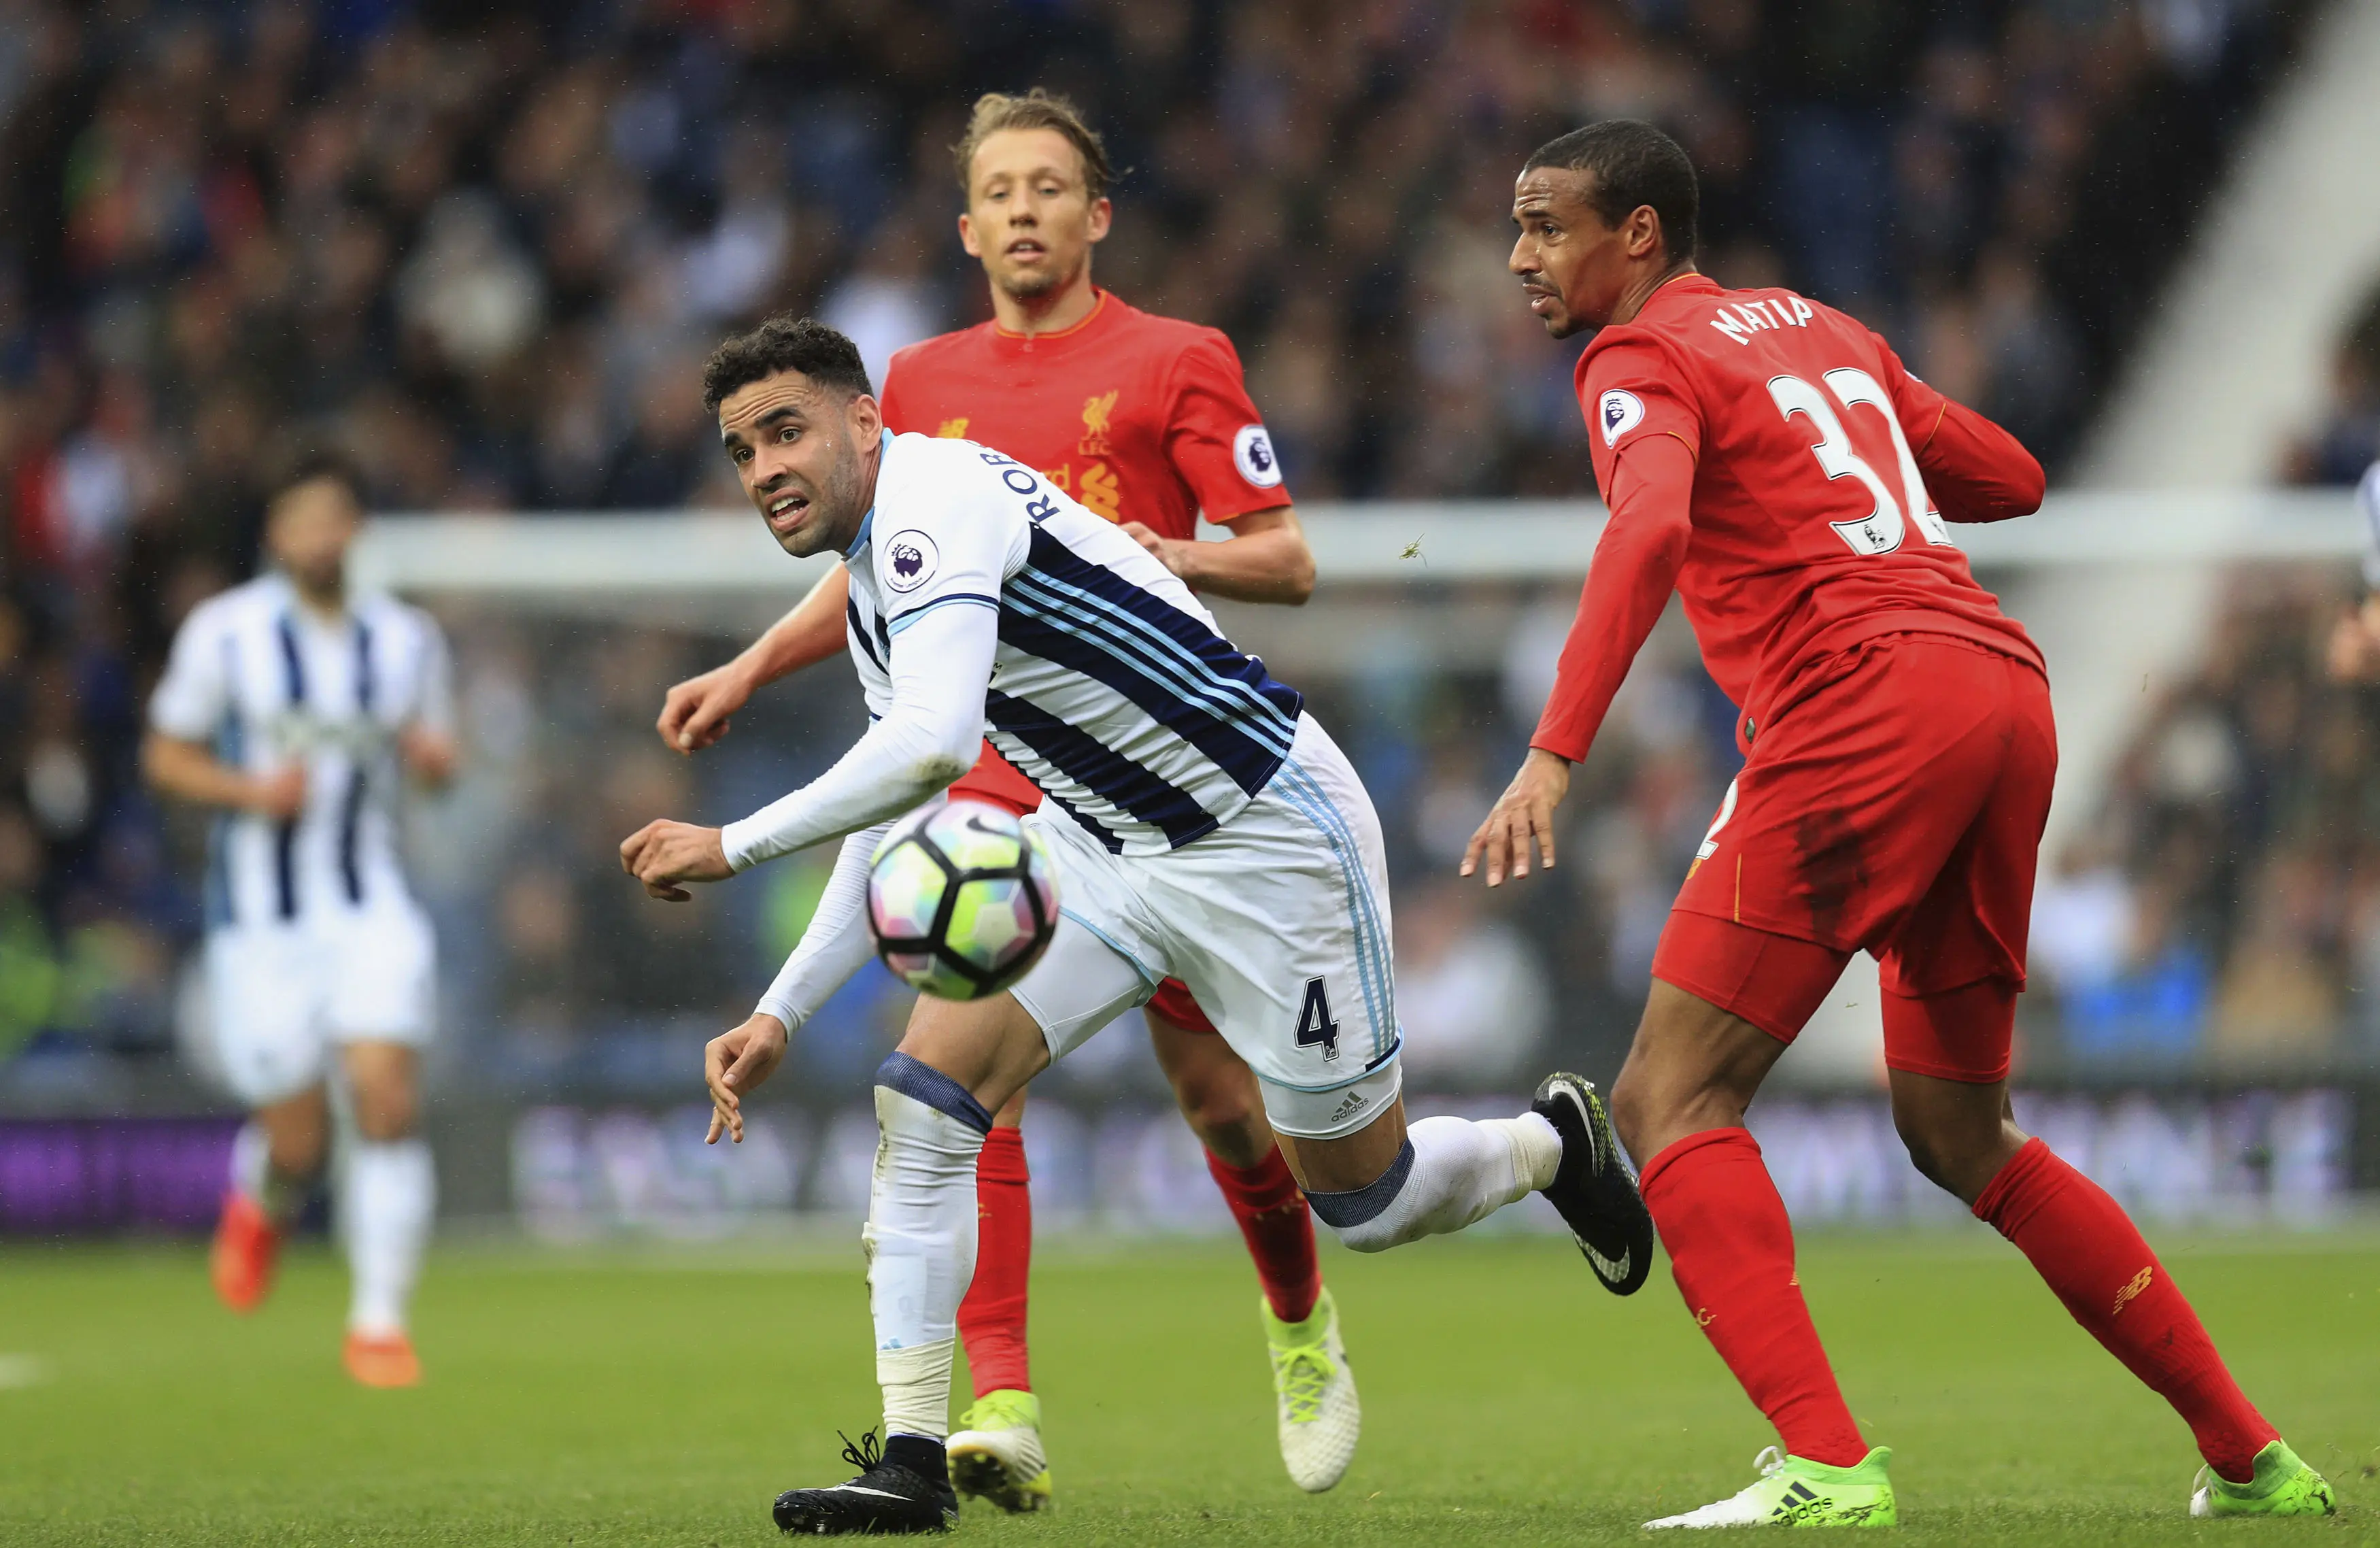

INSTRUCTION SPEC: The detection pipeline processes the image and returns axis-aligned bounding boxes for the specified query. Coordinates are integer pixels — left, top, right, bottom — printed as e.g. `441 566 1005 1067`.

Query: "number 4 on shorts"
1295 977 1341 1061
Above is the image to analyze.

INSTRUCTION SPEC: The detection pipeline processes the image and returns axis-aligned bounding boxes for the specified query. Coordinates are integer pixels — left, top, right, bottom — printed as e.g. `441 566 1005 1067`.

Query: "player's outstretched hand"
657 660 753 756
705 1013 790 1144
1461 747 1571 887
619 819 731 901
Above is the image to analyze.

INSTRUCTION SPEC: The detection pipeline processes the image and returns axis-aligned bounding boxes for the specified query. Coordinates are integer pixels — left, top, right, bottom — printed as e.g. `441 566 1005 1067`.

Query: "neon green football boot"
1646 1446 1897 1528
2191 1441 2335 1518
945 1388 1053 1513
1263 1287 1361 1492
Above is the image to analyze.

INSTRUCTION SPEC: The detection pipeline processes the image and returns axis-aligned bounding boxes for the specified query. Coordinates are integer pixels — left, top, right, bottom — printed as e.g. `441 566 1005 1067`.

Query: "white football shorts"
202 901 438 1106
1010 713 1404 1140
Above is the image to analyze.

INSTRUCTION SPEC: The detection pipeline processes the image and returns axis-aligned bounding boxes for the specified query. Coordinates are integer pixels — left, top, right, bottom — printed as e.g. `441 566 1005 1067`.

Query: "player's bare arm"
1119 506 1315 604
658 565 851 754
142 730 307 819
398 724 460 786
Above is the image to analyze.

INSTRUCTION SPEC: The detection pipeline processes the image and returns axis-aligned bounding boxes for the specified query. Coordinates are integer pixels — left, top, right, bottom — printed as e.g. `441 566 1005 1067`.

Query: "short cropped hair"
1524 119 1699 263
270 448 364 509
702 315 873 414
952 88 1112 201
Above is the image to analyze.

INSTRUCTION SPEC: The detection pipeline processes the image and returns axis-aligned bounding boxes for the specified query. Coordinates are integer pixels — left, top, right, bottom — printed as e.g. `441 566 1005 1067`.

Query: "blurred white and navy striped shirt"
843 433 1303 856
149 573 453 929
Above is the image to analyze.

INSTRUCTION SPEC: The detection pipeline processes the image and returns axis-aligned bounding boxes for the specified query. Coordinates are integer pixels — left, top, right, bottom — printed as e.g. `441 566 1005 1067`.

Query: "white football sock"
1310 1114 1554 1252
865 1082 986 1440
230 1120 313 1224
343 1137 435 1336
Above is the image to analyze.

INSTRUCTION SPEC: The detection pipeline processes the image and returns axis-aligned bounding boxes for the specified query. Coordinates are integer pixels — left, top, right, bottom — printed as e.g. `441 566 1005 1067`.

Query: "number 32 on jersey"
1769 368 1953 557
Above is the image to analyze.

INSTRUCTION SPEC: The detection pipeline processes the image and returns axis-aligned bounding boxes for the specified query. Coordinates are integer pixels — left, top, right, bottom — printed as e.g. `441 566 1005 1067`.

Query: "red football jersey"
879 289 1290 537
878 288 1292 811
1535 273 2043 762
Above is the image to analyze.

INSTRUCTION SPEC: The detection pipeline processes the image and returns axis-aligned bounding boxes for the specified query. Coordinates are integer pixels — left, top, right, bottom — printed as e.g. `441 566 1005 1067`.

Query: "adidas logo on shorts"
1329 1090 1368 1126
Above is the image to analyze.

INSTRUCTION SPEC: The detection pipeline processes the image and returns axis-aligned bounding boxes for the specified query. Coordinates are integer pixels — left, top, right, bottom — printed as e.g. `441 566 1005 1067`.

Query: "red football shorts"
1652 634 2056 1083
946 743 1221 1035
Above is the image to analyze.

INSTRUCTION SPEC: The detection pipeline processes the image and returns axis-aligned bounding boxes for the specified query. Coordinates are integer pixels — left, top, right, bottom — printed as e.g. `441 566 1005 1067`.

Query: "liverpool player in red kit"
656 92 1357 1504
1467 121 2334 1526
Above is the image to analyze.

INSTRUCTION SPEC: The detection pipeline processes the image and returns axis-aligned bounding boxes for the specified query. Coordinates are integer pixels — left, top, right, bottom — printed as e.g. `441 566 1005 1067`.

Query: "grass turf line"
0 1232 2371 1545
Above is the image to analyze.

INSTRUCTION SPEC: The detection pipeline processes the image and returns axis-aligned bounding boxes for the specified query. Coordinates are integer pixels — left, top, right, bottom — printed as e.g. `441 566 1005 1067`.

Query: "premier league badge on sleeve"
1599 389 1645 448
1232 424 1284 488
884 530 940 593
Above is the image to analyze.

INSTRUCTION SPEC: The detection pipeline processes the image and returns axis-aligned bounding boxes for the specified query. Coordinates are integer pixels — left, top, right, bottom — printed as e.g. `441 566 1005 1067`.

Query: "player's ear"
1629 203 1665 262
1087 196 1112 246
958 210 981 258
848 390 883 449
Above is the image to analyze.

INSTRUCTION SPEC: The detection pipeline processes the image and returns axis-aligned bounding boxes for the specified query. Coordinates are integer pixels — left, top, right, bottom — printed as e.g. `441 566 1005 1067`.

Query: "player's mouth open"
1006 241 1047 260
1524 287 1558 314
766 492 809 529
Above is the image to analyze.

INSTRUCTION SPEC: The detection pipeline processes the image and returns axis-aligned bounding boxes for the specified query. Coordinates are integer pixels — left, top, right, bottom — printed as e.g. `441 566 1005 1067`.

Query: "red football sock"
1207 1147 1321 1324
1641 1128 1868 1467
1974 1137 2277 1483
957 1126 1032 1398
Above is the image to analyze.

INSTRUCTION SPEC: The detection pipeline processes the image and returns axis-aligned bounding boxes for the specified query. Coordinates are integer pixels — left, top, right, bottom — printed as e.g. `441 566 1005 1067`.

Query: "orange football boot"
343 1329 421 1388
209 1192 281 1313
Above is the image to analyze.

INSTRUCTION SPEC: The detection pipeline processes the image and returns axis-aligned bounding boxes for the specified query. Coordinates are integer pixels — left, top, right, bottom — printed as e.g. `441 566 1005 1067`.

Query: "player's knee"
1302 1141 1416 1253
352 1084 418 1143
1176 1080 1265 1162
1890 1106 2011 1206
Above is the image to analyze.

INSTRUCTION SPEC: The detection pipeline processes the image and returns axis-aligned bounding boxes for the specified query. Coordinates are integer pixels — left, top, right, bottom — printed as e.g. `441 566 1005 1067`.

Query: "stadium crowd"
0 0 2336 1099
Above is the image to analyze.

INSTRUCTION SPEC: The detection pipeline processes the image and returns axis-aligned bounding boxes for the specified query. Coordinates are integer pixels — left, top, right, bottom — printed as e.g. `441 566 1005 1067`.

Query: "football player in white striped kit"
143 459 456 1388
619 317 1654 1534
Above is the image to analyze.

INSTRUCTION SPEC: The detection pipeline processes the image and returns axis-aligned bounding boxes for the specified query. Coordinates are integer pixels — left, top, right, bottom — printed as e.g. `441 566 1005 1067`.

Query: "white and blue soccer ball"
867 800 1059 1000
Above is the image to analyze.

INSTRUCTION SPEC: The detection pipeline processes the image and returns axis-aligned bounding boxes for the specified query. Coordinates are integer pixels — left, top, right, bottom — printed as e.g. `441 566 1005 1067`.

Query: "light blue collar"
844 507 875 562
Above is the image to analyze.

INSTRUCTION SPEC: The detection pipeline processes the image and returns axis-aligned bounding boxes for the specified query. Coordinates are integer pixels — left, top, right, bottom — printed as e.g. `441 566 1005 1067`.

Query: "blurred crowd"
0 0 2333 1103
2031 573 2380 1072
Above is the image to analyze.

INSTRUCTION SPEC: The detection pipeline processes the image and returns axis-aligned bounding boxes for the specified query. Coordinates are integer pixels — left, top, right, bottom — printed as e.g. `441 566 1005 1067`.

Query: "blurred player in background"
656 91 1344 1504
2322 459 2380 680
144 460 458 1389
1467 121 2333 1526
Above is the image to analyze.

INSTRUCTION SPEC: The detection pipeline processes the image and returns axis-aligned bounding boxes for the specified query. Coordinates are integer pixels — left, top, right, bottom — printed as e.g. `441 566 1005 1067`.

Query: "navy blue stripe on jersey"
1034 786 1125 854
983 688 1216 849
845 599 884 672
1019 526 1302 740
1002 533 1302 796
339 622 374 905
887 593 999 635
272 618 305 920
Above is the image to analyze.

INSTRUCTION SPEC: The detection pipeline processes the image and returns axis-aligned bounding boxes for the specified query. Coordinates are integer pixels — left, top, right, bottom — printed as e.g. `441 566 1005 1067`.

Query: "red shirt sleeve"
1531 432 1697 764
1871 333 2044 524
1163 329 1291 522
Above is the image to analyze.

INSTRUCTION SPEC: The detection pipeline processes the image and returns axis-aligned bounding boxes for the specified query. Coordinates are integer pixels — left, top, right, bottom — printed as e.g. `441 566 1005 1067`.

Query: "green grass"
0 1230 2373 1545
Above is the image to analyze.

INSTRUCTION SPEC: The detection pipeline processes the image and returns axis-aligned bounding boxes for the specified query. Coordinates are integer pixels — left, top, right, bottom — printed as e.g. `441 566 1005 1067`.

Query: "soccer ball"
867 800 1059 1000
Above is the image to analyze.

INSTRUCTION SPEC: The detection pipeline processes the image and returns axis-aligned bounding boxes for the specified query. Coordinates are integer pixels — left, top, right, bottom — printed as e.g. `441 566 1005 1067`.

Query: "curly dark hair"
1524 119 1699 263
701 315 874 414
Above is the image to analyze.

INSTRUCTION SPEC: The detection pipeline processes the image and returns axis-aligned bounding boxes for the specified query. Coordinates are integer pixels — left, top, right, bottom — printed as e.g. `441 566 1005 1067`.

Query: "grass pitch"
0 1229 2373 1545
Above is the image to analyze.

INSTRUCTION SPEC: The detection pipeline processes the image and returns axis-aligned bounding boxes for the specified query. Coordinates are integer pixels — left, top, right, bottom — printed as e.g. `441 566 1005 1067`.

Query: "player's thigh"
1875 656 2057 1007
1273 1098 1410 1194
894 988 1059 1117
1677 637 2018 954
1010 809 1164 1071
322 903 439 1048
204 926 329 1108
1142 716 1403 1143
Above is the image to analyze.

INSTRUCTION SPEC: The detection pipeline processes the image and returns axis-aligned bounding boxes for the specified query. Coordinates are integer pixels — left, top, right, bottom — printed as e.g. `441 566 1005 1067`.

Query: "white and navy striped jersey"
149 573 454 930
843 432 1304 856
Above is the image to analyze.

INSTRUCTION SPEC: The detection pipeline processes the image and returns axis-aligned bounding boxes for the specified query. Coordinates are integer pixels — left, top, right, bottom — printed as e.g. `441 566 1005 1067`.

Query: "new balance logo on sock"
2111 1266 2154 1317
1329 1090 1367 1126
